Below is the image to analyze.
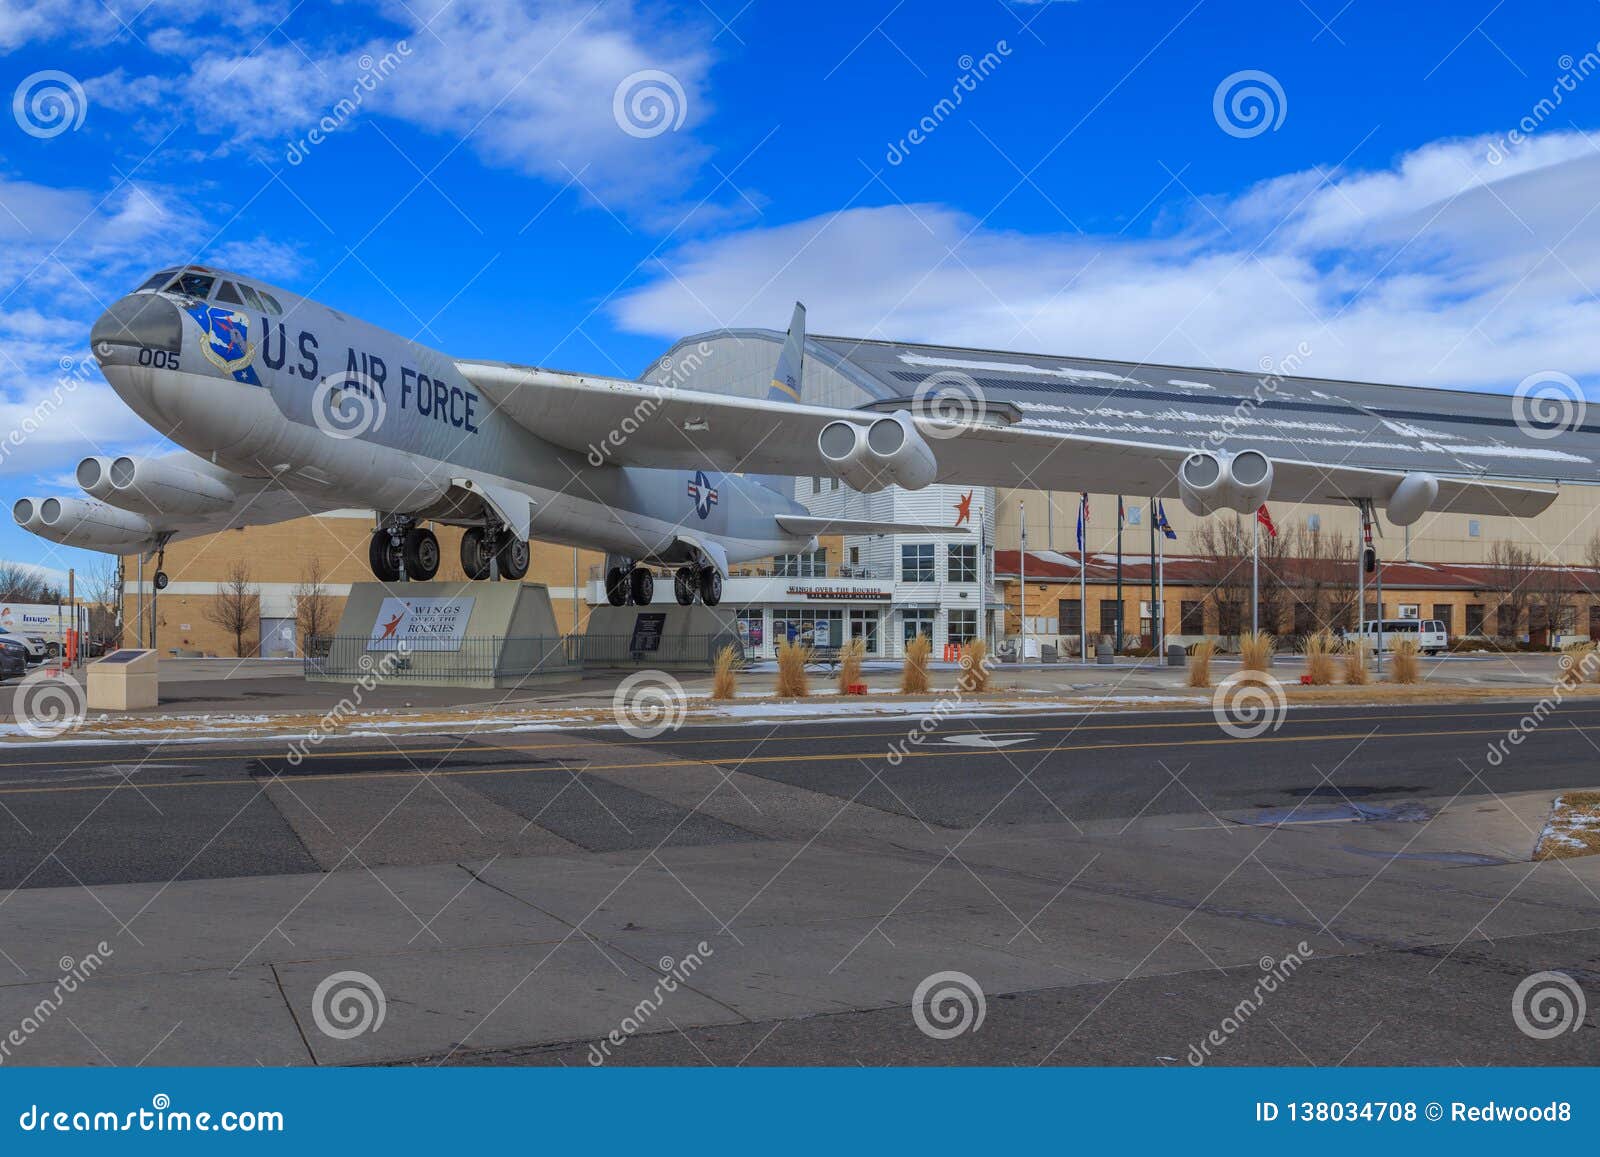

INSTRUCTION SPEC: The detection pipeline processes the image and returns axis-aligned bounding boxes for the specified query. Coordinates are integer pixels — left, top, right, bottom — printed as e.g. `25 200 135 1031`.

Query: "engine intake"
18 495 154 550
817 413 937 493
1179 449 1274 516
78 454 236 516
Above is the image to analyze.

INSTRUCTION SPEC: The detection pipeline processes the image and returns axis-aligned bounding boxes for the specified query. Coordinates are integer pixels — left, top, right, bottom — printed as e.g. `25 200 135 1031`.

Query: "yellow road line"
0 703 1585 772
0 723 1569 798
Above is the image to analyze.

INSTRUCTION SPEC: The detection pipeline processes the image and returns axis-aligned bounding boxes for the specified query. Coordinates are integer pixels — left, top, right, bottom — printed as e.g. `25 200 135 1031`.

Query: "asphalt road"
1 699 1597 1066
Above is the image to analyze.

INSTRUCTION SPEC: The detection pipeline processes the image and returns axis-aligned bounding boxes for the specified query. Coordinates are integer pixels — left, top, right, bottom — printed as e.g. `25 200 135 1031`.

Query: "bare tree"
1193 513 1293 634
82 557 123 651
1485 540 1538 639
0 562 62 603
204 561 259 657
293 557 337 656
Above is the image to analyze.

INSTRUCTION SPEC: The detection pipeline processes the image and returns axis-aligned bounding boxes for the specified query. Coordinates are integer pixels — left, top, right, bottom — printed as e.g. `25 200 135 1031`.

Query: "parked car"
1352 618 1450 655
0 628 46 663
0 636 29 680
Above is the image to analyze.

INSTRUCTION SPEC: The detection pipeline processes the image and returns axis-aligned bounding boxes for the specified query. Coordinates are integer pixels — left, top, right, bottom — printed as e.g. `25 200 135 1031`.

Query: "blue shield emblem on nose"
184 304 261 385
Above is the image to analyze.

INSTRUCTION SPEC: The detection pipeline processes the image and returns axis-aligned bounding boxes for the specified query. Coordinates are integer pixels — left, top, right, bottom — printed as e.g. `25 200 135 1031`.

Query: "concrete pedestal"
86 648 159 710
581 604 741 669
310 581 572 688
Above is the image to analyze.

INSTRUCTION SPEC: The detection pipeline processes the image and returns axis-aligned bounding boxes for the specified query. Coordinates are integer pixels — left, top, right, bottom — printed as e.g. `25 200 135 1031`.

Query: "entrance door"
259 617 297 658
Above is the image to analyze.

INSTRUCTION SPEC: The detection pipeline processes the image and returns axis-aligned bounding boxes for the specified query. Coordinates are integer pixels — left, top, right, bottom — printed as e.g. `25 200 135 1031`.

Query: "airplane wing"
457 362 1558 520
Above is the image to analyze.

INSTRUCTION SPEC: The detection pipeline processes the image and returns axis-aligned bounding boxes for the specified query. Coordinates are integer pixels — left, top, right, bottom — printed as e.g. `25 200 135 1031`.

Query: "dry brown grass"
837 636 866 694
1389 638 1421 684
1239 630 1275 672
1186 639 1214 688
711 643 740 701
775 639 812 698
1534 792 1600 860
901 633 932 694
956 638 991 693
1303 629 1337 685
1342 639 1370 685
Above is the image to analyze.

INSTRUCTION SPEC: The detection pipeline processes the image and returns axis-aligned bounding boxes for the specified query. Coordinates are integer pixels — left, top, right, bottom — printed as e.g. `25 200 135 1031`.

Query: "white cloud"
613 130 1600 393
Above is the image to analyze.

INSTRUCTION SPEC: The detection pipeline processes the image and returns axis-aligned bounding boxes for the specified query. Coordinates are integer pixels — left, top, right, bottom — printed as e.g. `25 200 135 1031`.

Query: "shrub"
1303 630 1337 685
1239 630 1275 672
1389 638 1421 684
1343 640 1370 685
711 643 739 701
901 633 932 694
1187 639 1214 688
837 636 865 694
775 639 811 698
957 638 990 693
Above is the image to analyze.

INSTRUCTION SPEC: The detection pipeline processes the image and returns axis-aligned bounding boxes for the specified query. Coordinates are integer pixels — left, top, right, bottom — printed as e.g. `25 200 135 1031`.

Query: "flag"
1117 496 1126 529
1155 500 1177 540
1256 504 1278 538
1075 495 1085 553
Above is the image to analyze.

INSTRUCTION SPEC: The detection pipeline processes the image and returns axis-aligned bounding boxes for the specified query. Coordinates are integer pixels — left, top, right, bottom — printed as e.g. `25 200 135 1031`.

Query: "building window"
901 543 935 582
1465 603 1486 635
1218 601 1242 636
775 549 826 577
1127 506 1141 526
849 546 860 567
1181 600 1205 634
1098 599 1122 636
774 607 842 648
1293 603 1316 636
948 543 977 583
830 477 839 490
848 608 880 654
736 609 764 650
1468 519 1481 537
1433 604 1453 633
948 608 977 644
1057 598 1082 633
1496 604 1518 637
1307 513 1321 532
902 608 936 645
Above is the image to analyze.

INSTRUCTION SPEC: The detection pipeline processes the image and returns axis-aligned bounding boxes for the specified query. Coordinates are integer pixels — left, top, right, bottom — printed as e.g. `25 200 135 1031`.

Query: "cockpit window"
137 269 179 292
214 280 243 305
168 271 216 299
258 290 283 313
237 283 264 311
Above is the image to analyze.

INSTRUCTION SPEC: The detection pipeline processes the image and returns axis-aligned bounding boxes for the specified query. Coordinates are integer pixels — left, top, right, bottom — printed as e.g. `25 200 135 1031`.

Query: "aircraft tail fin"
766 302 806 403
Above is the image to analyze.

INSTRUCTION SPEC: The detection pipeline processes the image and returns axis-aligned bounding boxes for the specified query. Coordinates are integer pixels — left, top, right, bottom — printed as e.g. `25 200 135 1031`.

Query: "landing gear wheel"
368 531 402 582
699 566 722 607
674 566 697 606
497 536 529 580
152 570 169 591
605 566 629 606
460 527 495 580
403 527 440 581
630 567 655 606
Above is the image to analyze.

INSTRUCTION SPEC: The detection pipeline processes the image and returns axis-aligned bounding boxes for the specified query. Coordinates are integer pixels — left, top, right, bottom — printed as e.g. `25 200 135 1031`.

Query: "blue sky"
3 0 1600 575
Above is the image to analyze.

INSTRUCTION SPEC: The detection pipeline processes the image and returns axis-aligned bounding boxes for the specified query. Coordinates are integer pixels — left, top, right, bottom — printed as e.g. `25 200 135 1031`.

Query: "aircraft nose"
91 293 181 359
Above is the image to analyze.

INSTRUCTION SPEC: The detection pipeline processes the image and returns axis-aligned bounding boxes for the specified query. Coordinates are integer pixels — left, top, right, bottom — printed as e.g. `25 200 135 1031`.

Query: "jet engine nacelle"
1179 449 1274 516
16 495 154 550
818 412 937 493
77 455 236 517
1385 472 1438 527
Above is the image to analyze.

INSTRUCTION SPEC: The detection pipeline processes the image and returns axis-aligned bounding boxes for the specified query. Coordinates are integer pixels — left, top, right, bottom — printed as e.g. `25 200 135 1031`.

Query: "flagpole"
1078 493 1087 663
1252 514 1260 635
1157 502 1166 649
1115 494 1125 652
1148 495 1156 651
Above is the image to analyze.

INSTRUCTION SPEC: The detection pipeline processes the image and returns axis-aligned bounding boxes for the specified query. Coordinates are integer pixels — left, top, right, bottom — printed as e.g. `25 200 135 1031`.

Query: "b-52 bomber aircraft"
14 264 1558 606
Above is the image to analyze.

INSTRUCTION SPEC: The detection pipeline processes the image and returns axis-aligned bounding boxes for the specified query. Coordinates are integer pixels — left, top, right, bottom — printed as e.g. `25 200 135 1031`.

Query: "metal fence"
306 633 743 681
